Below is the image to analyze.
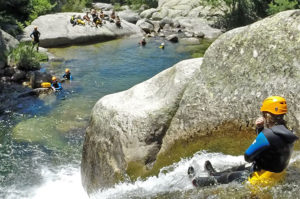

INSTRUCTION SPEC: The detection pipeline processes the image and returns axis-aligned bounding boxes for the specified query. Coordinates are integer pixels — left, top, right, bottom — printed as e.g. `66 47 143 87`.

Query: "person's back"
245 124 297 173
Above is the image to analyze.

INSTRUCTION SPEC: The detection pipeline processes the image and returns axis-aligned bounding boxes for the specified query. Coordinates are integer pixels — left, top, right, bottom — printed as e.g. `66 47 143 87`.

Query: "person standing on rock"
30 26 41 52
189 96 298 188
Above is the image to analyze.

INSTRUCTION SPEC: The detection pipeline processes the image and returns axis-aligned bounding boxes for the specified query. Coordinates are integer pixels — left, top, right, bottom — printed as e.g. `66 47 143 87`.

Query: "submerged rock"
20 13 143 47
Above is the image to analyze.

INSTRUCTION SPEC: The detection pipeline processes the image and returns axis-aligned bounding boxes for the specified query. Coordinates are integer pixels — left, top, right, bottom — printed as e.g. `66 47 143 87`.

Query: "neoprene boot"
192 176 217 187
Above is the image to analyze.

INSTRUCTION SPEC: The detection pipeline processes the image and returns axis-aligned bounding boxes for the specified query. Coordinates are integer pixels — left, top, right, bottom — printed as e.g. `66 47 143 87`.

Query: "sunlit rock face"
20 13 143 47
160 10 300 154
82 10 300 193
81 58 202 193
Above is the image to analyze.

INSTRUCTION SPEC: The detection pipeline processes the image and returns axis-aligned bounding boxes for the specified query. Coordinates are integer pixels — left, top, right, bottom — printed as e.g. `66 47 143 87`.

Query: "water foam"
91 151 246 199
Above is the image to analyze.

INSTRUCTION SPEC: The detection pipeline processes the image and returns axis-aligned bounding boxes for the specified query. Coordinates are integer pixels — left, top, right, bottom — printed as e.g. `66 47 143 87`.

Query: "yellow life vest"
41 82 51 88
247 170 286 193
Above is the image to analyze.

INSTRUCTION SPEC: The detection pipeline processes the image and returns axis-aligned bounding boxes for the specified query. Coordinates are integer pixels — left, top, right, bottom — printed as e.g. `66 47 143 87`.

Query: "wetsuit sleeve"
244 132 270 162
30 32 33 38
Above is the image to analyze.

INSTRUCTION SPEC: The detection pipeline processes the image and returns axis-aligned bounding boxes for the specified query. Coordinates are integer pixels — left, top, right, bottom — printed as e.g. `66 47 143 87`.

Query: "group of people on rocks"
70 9 121 28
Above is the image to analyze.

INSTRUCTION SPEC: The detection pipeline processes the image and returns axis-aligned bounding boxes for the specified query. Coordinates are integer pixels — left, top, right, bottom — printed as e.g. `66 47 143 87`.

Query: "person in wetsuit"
190 96 298 187
62 68 72 80
30 26 41 52
51 76 62 91
139 37 146 46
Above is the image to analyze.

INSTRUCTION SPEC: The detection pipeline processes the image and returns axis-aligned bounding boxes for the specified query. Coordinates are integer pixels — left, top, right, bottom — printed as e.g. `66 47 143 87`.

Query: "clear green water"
0 38 202 197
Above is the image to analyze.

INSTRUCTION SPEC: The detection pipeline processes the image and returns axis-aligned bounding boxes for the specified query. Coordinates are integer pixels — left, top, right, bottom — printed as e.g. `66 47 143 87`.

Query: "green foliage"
8 42 47 71
126 0 157 9
59 0 93 12
267 0 298 15
26 0 56 25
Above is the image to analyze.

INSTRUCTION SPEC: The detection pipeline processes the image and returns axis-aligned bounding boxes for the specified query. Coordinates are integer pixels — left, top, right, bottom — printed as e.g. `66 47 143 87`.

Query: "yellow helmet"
52 76 57 81
260 96 287 115
65 68 70 73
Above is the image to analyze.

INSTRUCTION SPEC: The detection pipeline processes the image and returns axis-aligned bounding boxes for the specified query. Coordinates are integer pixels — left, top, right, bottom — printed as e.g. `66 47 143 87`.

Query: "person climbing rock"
30 26 41 52
190 96 298 187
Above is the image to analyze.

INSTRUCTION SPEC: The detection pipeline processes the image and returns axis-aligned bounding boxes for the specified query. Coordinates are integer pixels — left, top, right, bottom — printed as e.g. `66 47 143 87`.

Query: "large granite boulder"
92 3 113 11
136 19 155 34
118 10 141 24
20 13 143 47
81 9 300 193
159 9 300 154
175 17 223 39
143 0 225 22
81 58 202 193
0 29 19 62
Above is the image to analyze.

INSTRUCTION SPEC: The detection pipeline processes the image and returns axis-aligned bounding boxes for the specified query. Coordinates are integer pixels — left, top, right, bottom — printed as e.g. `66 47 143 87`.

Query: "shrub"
8 42 47 71
267 0 298 15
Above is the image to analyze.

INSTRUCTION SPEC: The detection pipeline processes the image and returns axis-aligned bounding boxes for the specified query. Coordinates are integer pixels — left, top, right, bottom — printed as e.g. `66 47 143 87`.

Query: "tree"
267 0 298 15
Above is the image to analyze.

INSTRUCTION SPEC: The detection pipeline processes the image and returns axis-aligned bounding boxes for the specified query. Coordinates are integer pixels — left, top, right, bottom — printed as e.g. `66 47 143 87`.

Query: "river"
1 37 300 199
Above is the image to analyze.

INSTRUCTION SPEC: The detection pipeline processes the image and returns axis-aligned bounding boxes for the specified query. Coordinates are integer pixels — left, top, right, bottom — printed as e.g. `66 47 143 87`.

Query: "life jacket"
245 125 298 172
70 16 75 24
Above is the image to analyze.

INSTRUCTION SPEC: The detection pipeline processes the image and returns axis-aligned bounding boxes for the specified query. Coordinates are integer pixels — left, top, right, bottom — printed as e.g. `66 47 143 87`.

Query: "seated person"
83 12 91 25
63 68 72 80
115 16 121 28
110 10 116 22
51 76 62 91
76 15 85 26
99 11 105 20
70 15 77 26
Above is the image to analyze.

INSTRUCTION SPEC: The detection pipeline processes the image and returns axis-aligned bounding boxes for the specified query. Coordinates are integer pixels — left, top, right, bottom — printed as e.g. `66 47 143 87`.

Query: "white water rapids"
5 151 300 199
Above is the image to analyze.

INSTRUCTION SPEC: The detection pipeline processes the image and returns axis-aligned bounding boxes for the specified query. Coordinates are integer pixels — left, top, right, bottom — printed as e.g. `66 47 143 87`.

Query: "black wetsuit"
192 125 298 187
30 30 40 43
63 73 71 80
245 125 298 172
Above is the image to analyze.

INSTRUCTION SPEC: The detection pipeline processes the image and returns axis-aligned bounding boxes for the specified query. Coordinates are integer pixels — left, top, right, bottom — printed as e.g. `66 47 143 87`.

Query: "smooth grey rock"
20 13 143 48
18 87 53 98
180 37 200 45
159 9 300 154
159 17 174 28
177 17 222 39
118 10 141 24
140 8 158 19
166 34 178 42
29 71 52 89
81 58 203 193
11 69 26 82
136 19 154 34
0 29 19 62
92 3 113 11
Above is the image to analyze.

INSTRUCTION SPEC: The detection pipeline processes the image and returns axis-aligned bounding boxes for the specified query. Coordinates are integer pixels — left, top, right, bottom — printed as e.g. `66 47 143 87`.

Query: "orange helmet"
260 96 287 115
52 76 57 81
65 68 70 73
